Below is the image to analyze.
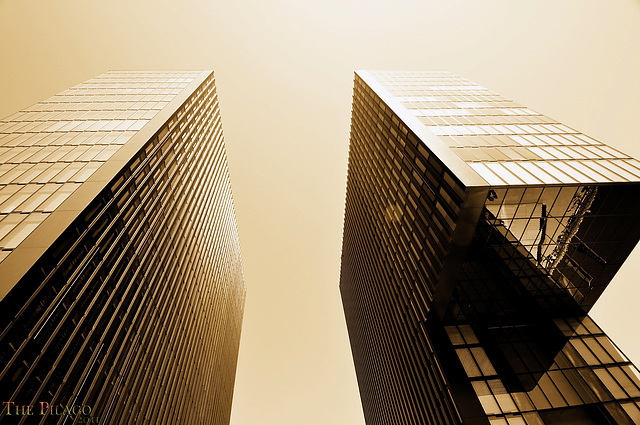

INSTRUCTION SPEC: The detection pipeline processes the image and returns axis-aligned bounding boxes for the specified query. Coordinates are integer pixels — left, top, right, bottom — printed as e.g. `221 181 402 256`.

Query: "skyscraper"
0 71 245 424
340 71 640 425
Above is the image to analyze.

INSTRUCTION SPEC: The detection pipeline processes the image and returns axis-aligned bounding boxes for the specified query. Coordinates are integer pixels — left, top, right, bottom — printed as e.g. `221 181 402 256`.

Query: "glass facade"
0 71 245 424
340 71 640 425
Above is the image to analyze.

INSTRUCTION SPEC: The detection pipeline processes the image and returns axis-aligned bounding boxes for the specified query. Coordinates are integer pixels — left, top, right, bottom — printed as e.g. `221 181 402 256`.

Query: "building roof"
357 70 640 187
0 70 211 298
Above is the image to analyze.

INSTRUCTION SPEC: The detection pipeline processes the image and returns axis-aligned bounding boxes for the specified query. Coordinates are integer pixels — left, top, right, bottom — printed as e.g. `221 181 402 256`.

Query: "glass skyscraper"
340 71 640 425
0 71 245 424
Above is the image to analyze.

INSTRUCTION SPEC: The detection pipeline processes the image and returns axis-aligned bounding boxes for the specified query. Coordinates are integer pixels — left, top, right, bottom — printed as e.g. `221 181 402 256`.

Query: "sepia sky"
1 1 640 424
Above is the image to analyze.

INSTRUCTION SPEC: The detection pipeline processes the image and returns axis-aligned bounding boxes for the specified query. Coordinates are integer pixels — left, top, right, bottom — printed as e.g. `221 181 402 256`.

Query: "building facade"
0 71 245 424
340 71 640 425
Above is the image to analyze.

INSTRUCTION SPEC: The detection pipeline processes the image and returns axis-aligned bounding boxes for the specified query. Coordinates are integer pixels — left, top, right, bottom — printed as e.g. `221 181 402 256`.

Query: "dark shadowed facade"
340 71 640 425
0 71 245 424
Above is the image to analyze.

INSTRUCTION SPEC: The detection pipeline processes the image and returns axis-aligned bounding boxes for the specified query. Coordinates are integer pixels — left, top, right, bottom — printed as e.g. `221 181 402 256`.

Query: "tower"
0 71 245 424
340 71 640 424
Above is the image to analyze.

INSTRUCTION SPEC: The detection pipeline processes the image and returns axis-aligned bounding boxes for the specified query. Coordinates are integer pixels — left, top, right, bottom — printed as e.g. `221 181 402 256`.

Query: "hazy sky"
2 1 640 424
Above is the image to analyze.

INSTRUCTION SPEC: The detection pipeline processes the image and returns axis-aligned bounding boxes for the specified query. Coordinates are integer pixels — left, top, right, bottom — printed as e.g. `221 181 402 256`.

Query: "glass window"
535 134 555 145
565 134 588 145
0 214 26 241
548 370 583 405
15 163 49 184
562 368 599 404
527 384 552 410
528 147 555 160
100 120 124 132
507 135 533 146
94 145 121 161
453 148 480 162
602 161 639 181
456 348 481 377
129 120 149 131
0 147 26 163
485 163 524 185
0 164 14 180
557 146 586 160
553 124 576 133
502 162 541 185
484 147 511 161
87 120 108 131
73 163 102 182
621 402 640 423
0 185 38 214
17 184 57 212
472 381 502 415
0 164 30 184
511 392 533 411
594 337 626 364
581 145 608 158
469 163 504 185
583 337 614 364
9 147 40 163
44 146 75 162
537 374 567 408
522 412 545 425
459 325 479 344
506 416 526 425
497 146 524 160
520 162 558 184
624 158 640 174
39 183 80 212
59 120 82 131
0 213 49 249
534 161 577 183
445 326 464 346
519 126 539 136
472 347 497 376
582 161 626 181
553 162 594 183
504 125 522 134
599 145 627 158
0 134 20 148
577 368 611 401
55 163 84 182
570 339 599 365
544 147 571 160
45 120 70 132
571 146 598 159
609 367 640 398
32 163 62 183
594 368 627 399
494 125 514 135
494 393 518 414
611 160 640 179
623 365 640 389
569 161 609 182
553 351 574 370
71 120 96 132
